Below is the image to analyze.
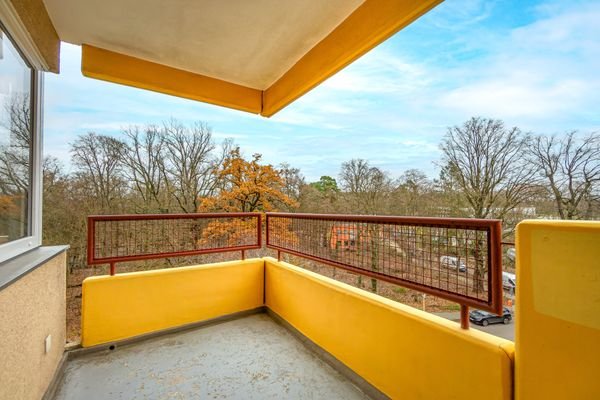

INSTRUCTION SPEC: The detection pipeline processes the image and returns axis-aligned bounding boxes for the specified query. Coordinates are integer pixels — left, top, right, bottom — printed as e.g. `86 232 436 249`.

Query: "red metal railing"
266 213 503 328
87 213 262 275
86 211 503 328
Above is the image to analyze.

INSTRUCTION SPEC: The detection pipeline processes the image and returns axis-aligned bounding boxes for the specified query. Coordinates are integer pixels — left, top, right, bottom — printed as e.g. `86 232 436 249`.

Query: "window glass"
0 27 33 246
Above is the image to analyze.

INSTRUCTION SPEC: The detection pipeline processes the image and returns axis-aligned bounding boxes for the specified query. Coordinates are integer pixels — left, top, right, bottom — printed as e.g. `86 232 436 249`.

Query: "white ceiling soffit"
43 0 365 90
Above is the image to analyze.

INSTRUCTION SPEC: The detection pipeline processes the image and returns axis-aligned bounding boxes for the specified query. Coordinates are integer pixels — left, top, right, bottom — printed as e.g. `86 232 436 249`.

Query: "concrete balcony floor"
53 313 372 400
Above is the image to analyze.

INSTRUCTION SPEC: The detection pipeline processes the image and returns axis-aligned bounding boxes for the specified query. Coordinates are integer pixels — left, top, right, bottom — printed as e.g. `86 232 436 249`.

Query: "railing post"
257 214 263 248
87 216 95 267
460 305 469 329
277 250 281 262
264 213 269 249
241 249 245 260
490 222 504 315
110 262 116 276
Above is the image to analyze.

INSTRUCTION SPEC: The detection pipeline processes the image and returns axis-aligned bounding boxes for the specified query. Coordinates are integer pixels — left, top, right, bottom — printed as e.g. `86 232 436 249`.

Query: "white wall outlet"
45 334 52 354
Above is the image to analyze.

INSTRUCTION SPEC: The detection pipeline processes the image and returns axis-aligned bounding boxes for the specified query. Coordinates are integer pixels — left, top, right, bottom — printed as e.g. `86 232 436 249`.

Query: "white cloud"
322 50 432 95
439 78 591 119
435 2 600 129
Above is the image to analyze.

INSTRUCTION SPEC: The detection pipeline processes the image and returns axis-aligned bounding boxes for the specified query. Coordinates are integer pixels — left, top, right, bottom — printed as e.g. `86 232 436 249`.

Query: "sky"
43 0 600 182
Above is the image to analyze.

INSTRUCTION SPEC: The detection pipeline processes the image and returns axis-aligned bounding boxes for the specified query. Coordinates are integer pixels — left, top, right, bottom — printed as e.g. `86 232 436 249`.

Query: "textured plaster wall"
0 253 66 400
8 0 60 72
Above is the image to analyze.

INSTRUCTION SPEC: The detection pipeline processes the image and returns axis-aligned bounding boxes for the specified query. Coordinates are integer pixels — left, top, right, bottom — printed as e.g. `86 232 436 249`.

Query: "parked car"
439 256 467 273
469 307 512 326
502 272 516 294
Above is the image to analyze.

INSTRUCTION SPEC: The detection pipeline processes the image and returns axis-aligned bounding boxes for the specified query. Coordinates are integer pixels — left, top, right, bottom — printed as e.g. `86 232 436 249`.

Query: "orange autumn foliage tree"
198 147 297 246
200 147 297 212
0 195 19 216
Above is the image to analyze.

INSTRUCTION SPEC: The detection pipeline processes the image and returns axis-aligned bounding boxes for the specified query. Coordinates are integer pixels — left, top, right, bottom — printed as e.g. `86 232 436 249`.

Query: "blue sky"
43 0 600 181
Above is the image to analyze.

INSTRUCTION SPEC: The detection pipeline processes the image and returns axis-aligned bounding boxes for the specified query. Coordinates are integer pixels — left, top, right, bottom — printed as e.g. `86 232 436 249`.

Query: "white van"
502 272 516 293
439 256 467 273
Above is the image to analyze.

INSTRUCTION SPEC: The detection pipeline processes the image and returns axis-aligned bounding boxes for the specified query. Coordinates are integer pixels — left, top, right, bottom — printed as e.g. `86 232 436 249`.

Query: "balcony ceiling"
42 0 442 116
44 0 364 90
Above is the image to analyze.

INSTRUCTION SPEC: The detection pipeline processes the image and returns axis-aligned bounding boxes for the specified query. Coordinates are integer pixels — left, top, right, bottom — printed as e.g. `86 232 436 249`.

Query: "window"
0 23 42 263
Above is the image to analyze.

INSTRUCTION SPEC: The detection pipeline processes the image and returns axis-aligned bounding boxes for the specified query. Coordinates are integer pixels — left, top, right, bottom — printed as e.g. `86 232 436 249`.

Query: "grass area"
443 304 461 312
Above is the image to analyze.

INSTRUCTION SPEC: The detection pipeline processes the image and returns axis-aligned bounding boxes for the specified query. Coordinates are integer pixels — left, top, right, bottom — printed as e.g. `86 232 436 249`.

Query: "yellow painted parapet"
81 255 518 399
264 258 514 400
81 258 264 347
515 220 600 400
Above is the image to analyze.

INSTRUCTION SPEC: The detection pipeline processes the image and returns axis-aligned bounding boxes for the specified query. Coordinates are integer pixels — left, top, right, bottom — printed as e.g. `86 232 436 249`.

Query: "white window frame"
0 16 44 264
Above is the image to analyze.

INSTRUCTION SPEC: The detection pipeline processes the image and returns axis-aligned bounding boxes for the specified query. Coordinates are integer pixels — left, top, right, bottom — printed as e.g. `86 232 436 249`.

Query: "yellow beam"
261 0 443 117
81 45 262 114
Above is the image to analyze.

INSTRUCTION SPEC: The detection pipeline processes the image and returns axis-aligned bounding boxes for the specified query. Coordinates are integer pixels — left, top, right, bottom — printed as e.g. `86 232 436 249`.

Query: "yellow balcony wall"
265 258 514 400
516 220 600 400
82 258 513 399
81 258 265 347
81 257 516 399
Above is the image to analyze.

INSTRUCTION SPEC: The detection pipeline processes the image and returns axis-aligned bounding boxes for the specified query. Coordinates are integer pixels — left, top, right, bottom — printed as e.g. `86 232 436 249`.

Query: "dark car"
469 307 512 326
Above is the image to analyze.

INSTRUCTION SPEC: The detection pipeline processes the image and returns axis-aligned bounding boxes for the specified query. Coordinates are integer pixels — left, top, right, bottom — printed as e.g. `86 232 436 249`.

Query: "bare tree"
395 169 432 216
440 117 533 219
161 120 218 213
339 159 391 214
0 94 31 196
123 125 169 212
71 132 127 209
339 159 392 292
440 117 533 291
434 164 468 217
278 162 305 210
529 131 600 220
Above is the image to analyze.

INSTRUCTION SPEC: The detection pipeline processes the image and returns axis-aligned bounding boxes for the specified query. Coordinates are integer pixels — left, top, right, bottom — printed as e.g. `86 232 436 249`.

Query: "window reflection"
0 27 33 245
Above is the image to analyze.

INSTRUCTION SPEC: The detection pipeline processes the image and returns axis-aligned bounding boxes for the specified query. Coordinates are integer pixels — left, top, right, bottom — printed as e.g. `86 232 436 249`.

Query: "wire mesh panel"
87 213 261 268
266 213 502 313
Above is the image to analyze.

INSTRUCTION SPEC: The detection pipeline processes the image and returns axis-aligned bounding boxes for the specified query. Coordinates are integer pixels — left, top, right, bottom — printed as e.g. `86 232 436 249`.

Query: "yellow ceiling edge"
261 0 444 117
81 45 262 114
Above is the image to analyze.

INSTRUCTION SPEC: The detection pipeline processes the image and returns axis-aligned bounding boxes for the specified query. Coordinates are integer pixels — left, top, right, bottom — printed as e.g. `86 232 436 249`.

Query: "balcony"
1 2 598 399
43 212 516 399
49 255 514 400
2 212 599 400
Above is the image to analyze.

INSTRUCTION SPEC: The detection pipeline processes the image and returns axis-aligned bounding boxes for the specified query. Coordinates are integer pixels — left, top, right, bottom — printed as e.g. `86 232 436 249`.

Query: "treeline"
42 119 302 267
27 117 600 268
300 118 599 226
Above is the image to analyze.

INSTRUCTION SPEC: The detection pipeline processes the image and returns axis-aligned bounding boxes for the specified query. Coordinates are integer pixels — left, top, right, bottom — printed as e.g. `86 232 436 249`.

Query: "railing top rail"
88 212 261 221
266 212 501 230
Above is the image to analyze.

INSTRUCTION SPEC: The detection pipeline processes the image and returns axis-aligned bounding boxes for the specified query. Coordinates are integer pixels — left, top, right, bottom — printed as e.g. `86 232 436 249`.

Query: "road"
434 311 515 341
